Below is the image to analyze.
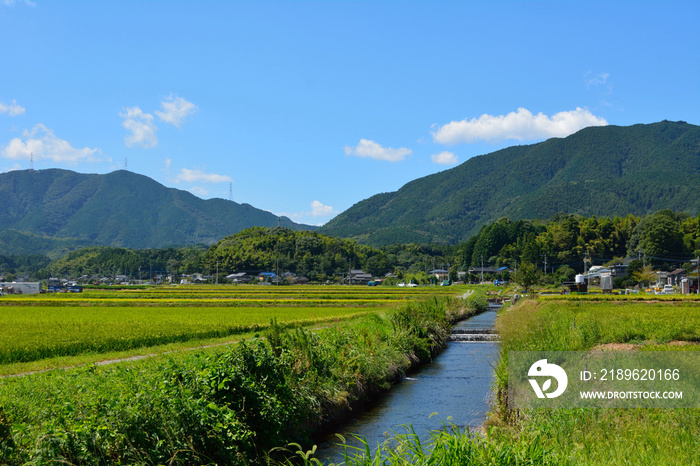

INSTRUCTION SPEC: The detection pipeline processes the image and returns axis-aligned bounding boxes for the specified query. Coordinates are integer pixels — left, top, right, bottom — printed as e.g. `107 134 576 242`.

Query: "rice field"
0 290 480 465
0 284 465 367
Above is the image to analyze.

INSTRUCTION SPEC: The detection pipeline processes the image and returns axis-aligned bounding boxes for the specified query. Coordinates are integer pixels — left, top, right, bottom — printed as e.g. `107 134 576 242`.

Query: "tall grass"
485 297 700 465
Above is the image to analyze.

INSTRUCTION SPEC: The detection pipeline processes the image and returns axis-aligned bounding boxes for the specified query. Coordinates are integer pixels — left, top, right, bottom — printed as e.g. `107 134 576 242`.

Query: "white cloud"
0 100 25 116
1 124 105 163
188 186 209 197
344 139 412 162
432 107 608 145
310 200 337 217
1 163 24 173
431 151 458 165
585 71 613 92
2 0 37 6
155 95 197 127
277 200 339 225
120 106 157 148
175 168 232 184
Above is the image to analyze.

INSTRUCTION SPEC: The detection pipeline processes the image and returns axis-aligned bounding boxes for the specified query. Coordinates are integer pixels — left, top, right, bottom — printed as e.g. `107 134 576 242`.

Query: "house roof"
584 267 611 278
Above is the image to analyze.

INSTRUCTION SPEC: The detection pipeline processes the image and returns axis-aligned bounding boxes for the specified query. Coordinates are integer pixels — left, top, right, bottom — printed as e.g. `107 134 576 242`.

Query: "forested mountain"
320 121 700 245
0 169 315 251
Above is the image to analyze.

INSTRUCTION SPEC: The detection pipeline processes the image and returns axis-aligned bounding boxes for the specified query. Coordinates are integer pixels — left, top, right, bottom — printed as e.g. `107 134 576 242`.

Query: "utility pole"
584 250 589 290
480 255 484 285
542 253 548 274
216 260 219 285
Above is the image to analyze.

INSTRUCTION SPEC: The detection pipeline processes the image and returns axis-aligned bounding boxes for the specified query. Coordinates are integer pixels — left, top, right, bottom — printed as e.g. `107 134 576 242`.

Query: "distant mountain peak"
0 168 316 251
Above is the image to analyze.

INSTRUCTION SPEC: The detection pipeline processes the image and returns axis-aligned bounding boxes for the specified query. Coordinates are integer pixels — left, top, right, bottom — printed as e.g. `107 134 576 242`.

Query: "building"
429 269 449 280
348 269 372 285
257 272 279 283
609 264 629 278
667 269 687 286
583 266 611 285
0 282 42 294
226 272 252 284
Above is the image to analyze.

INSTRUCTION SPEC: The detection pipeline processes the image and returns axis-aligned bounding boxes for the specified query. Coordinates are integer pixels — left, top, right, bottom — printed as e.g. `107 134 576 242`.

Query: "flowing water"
315 309 500 463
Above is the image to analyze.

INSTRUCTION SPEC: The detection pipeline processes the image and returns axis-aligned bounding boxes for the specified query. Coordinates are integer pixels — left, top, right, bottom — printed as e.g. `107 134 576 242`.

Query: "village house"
226 272 252 284
347 269 372 285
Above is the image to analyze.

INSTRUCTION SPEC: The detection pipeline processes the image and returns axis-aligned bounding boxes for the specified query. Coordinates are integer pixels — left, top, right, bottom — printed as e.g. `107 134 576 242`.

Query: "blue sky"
1 1 698 226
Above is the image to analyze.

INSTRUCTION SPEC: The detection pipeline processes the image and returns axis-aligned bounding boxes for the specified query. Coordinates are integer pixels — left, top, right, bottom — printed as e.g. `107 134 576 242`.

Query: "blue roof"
259 272 277 277
495 266 509 271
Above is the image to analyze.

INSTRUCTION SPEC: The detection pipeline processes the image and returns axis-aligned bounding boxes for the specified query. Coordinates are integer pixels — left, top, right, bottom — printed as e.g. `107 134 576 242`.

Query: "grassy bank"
0 293 487 465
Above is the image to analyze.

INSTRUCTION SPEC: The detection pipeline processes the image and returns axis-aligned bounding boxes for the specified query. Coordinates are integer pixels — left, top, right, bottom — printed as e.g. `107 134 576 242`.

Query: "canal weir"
449 328 499 342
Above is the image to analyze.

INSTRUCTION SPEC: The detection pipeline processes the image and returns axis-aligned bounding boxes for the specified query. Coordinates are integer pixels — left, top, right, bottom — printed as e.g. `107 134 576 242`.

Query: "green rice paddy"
0 284 464 368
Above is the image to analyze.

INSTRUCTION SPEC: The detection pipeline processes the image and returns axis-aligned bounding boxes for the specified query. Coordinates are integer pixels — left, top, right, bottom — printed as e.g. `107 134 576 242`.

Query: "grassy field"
0 284 465 373
490 297 700 465
0 288 486 465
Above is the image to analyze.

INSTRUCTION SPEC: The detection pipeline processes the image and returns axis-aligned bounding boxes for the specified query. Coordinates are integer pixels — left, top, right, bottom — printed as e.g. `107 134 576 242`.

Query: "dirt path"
0 338 244 379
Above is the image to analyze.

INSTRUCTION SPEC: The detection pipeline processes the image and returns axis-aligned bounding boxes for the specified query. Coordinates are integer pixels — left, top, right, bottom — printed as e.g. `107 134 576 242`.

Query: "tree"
553 265 576 286
633 266 657 288
515 261 540 292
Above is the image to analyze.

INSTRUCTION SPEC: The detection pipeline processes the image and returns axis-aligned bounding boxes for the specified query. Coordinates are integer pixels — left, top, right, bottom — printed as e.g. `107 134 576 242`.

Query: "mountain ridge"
319 120 700 245
0 168 315 252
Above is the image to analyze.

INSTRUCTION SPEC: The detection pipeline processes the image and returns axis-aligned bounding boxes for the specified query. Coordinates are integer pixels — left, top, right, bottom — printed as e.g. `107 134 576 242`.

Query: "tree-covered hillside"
4 212 697 285
37 245 207 280
201 227 392 281
455 211 700 275
320 121 700 245
0 169 315 251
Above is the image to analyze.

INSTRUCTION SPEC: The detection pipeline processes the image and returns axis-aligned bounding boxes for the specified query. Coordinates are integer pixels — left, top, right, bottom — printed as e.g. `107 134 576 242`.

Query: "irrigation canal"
315 307 500 463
